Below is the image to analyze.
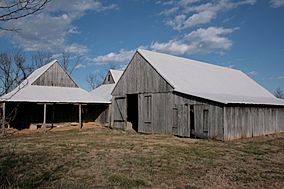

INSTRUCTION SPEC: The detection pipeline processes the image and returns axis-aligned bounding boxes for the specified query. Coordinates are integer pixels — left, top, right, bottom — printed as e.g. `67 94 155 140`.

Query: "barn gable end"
32 62 78 88
112 52 174 96
102 69 123 85
102 71 115 84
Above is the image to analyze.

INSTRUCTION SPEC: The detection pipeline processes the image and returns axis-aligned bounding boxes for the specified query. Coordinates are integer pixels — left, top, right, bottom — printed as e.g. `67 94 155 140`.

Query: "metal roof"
138 49 284 106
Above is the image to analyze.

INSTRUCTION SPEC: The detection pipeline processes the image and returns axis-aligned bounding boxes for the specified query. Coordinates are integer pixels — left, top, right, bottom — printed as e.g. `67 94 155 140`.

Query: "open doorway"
190 105 195 137
127 94 138 131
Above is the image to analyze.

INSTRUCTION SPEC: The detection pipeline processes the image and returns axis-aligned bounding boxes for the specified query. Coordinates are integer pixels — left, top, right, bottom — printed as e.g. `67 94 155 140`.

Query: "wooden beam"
2 103 5 129
43 104 47 128
79 104 82 129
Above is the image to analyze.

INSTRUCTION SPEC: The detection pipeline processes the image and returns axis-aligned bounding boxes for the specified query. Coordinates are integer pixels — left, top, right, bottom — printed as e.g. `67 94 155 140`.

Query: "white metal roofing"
90 84 115 102
109 69 123 83
0 60 109 104
1 85 109 103
90 69 123 103
137 49 284 106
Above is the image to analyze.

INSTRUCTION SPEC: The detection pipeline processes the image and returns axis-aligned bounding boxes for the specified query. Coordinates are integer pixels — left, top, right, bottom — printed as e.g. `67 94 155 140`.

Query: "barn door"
172 104 190 137
112 96 127 129
192 104 208 139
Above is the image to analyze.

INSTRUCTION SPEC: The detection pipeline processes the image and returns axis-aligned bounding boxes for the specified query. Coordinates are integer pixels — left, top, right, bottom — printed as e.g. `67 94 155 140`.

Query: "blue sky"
0 0 283 92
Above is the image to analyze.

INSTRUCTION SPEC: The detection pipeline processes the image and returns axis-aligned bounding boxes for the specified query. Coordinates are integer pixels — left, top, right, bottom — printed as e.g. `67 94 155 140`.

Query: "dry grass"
0 124 283 189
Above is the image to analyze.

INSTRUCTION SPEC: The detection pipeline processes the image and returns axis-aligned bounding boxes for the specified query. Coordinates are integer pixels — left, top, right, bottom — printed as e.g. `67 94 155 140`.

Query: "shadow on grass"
0 149 67 189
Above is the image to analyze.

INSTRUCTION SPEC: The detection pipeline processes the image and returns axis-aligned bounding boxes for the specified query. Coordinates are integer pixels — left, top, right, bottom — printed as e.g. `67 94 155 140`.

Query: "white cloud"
151 40 191 55
91 26 237 65
270 0 284 8
65 44 89 54
160 0 256 30
167 10 216 30
1 0 118 54
75 64 86 69
151 27 237 55
92 49 135 64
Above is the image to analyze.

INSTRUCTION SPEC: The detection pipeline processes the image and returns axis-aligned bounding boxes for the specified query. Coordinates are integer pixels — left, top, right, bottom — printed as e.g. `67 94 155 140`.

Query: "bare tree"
31 51 52 69
0 0 49 31
86 71 103 90
0 50 32 135
274 88 284 99
0 50 32 96
59 51 81 75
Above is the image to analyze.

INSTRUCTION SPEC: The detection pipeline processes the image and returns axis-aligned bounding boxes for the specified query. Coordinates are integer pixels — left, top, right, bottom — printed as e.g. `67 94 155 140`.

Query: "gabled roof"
109 69 123 83
90 69 123 102
17 60 56 89
137 49 284 106
90 84 115 102
0 60 109 104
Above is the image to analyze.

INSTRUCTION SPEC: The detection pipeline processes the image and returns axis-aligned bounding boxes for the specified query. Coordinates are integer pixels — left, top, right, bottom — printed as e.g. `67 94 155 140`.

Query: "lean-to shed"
0 60 109 129
90 69 123 125
111 49 284 140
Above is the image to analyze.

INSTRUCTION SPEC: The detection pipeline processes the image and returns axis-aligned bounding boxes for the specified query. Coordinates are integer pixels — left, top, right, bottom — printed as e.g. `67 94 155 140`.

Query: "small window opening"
203 110 209 134
145 95 152 123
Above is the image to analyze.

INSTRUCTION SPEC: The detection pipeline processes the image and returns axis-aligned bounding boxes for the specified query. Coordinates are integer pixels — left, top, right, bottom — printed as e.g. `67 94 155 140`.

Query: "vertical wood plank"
223 106 227 141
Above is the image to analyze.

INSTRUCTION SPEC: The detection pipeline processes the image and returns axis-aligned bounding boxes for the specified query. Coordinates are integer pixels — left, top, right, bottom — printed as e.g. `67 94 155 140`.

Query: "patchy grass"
0 125 283 189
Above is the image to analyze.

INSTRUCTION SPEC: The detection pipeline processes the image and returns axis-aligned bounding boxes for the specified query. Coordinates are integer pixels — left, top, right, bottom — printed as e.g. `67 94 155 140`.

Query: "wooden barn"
111 49 284 141
0 60 109 129
90 69 123 125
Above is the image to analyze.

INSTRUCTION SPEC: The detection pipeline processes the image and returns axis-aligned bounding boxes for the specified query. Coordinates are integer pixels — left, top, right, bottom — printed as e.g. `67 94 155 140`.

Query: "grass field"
0 124 283 189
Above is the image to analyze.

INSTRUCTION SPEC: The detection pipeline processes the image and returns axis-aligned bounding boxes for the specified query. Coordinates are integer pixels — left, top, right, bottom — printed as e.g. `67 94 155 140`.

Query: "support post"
51 104 54 128
43 104 47 128
2 103 5 129
79 104 82 129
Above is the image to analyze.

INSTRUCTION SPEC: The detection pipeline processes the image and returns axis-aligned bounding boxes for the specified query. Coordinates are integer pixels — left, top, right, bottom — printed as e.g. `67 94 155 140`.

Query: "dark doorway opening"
127 94 138 132
190 105 195 137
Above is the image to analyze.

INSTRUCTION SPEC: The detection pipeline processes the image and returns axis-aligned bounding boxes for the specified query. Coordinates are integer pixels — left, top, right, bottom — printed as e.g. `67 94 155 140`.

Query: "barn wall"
111 96 127 129
112 52 173 96
138 92 174 134
95 105 111 125
32 62 78 87
173 93 224 140
83 104 110 125
224 106 284 140
111 52 174 130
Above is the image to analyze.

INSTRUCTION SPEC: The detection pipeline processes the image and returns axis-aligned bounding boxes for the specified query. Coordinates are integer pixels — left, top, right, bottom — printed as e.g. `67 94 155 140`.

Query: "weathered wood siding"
95 105 111 125
224 106 284 140
32 62 78 87
112 52 173 96
83 104 110 125
102 71 115 84
111 52 224 139
111 96 127 129
111 52 174 130
173 93 224 140
138 92 174 134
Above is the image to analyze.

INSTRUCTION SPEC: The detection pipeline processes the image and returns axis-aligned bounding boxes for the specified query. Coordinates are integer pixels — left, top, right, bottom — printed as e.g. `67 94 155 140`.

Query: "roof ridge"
137 49 240 73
